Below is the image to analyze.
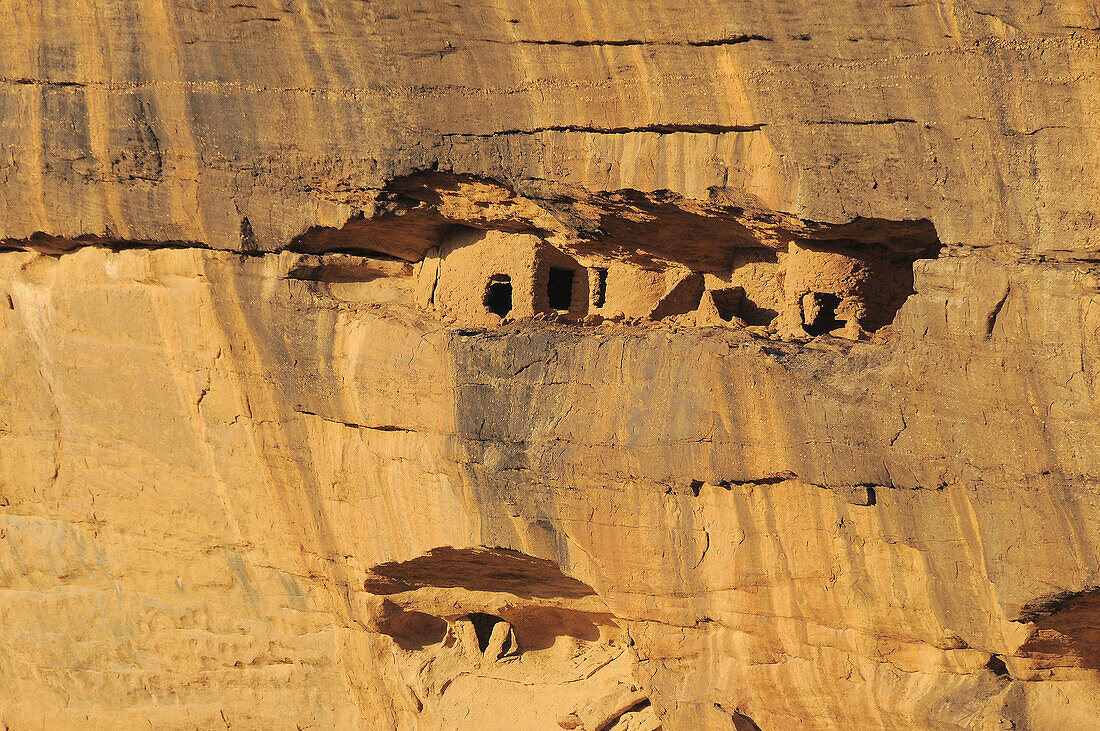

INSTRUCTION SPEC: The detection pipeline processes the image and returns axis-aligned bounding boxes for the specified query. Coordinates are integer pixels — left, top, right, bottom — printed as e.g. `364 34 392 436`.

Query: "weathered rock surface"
2 0 1099 254
1 1 1099 729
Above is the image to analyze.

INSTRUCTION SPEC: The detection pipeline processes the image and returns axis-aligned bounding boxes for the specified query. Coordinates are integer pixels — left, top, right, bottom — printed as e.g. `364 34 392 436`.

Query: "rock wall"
2 0 1098 253
1 1 1099 729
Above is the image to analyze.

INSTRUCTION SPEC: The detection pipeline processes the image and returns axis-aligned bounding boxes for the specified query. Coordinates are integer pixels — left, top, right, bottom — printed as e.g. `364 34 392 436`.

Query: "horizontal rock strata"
1 1 1099 728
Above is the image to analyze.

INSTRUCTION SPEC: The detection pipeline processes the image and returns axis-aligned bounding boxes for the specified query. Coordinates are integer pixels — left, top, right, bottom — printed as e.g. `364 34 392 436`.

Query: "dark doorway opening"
593 267 608 308
467 612 505 652
548 267 575 311
484 275 512 317
802 292 843 336
547 267 576 309
709 287 744 321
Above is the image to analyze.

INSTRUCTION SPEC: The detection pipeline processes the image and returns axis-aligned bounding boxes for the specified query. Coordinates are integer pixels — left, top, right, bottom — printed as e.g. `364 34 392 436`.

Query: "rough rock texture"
1 1 1099 729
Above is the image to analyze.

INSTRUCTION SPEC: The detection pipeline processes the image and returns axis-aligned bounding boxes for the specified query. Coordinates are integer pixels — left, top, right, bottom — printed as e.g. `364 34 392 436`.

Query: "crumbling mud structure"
1 2 1099 729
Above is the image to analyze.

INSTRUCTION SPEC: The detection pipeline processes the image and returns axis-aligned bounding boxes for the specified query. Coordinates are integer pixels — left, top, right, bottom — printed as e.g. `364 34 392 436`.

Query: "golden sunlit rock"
1 2 1099 729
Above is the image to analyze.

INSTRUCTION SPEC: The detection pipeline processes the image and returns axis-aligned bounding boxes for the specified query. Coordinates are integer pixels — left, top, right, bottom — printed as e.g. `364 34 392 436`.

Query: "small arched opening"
467 612 506 653
801 292 843 336
484 274 513 317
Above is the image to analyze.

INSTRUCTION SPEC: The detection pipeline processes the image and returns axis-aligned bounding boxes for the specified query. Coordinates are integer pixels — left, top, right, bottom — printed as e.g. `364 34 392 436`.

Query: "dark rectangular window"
593 267 608 308
547 267 574 311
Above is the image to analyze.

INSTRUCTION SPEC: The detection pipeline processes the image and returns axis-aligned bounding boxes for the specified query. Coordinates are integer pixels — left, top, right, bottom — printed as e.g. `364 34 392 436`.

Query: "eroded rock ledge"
6 172 945 342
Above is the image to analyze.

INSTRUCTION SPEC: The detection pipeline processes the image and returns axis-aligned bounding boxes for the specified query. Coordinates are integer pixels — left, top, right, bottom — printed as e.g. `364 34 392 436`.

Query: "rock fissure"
508 34 773 47
808 118 919 126
295 410 416 433
441 123 766 138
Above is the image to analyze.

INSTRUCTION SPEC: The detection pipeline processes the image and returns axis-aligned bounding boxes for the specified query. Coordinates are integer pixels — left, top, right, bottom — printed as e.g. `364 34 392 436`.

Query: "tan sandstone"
1 1 1099 729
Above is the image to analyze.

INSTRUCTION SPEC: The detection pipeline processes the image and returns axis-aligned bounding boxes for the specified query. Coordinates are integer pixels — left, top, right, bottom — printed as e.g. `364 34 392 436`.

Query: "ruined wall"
1 1 1099 729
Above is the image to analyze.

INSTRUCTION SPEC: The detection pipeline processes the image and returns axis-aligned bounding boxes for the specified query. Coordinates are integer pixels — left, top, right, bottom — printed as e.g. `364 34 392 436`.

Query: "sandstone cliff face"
3 0 1098 254
1 2 1099 730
